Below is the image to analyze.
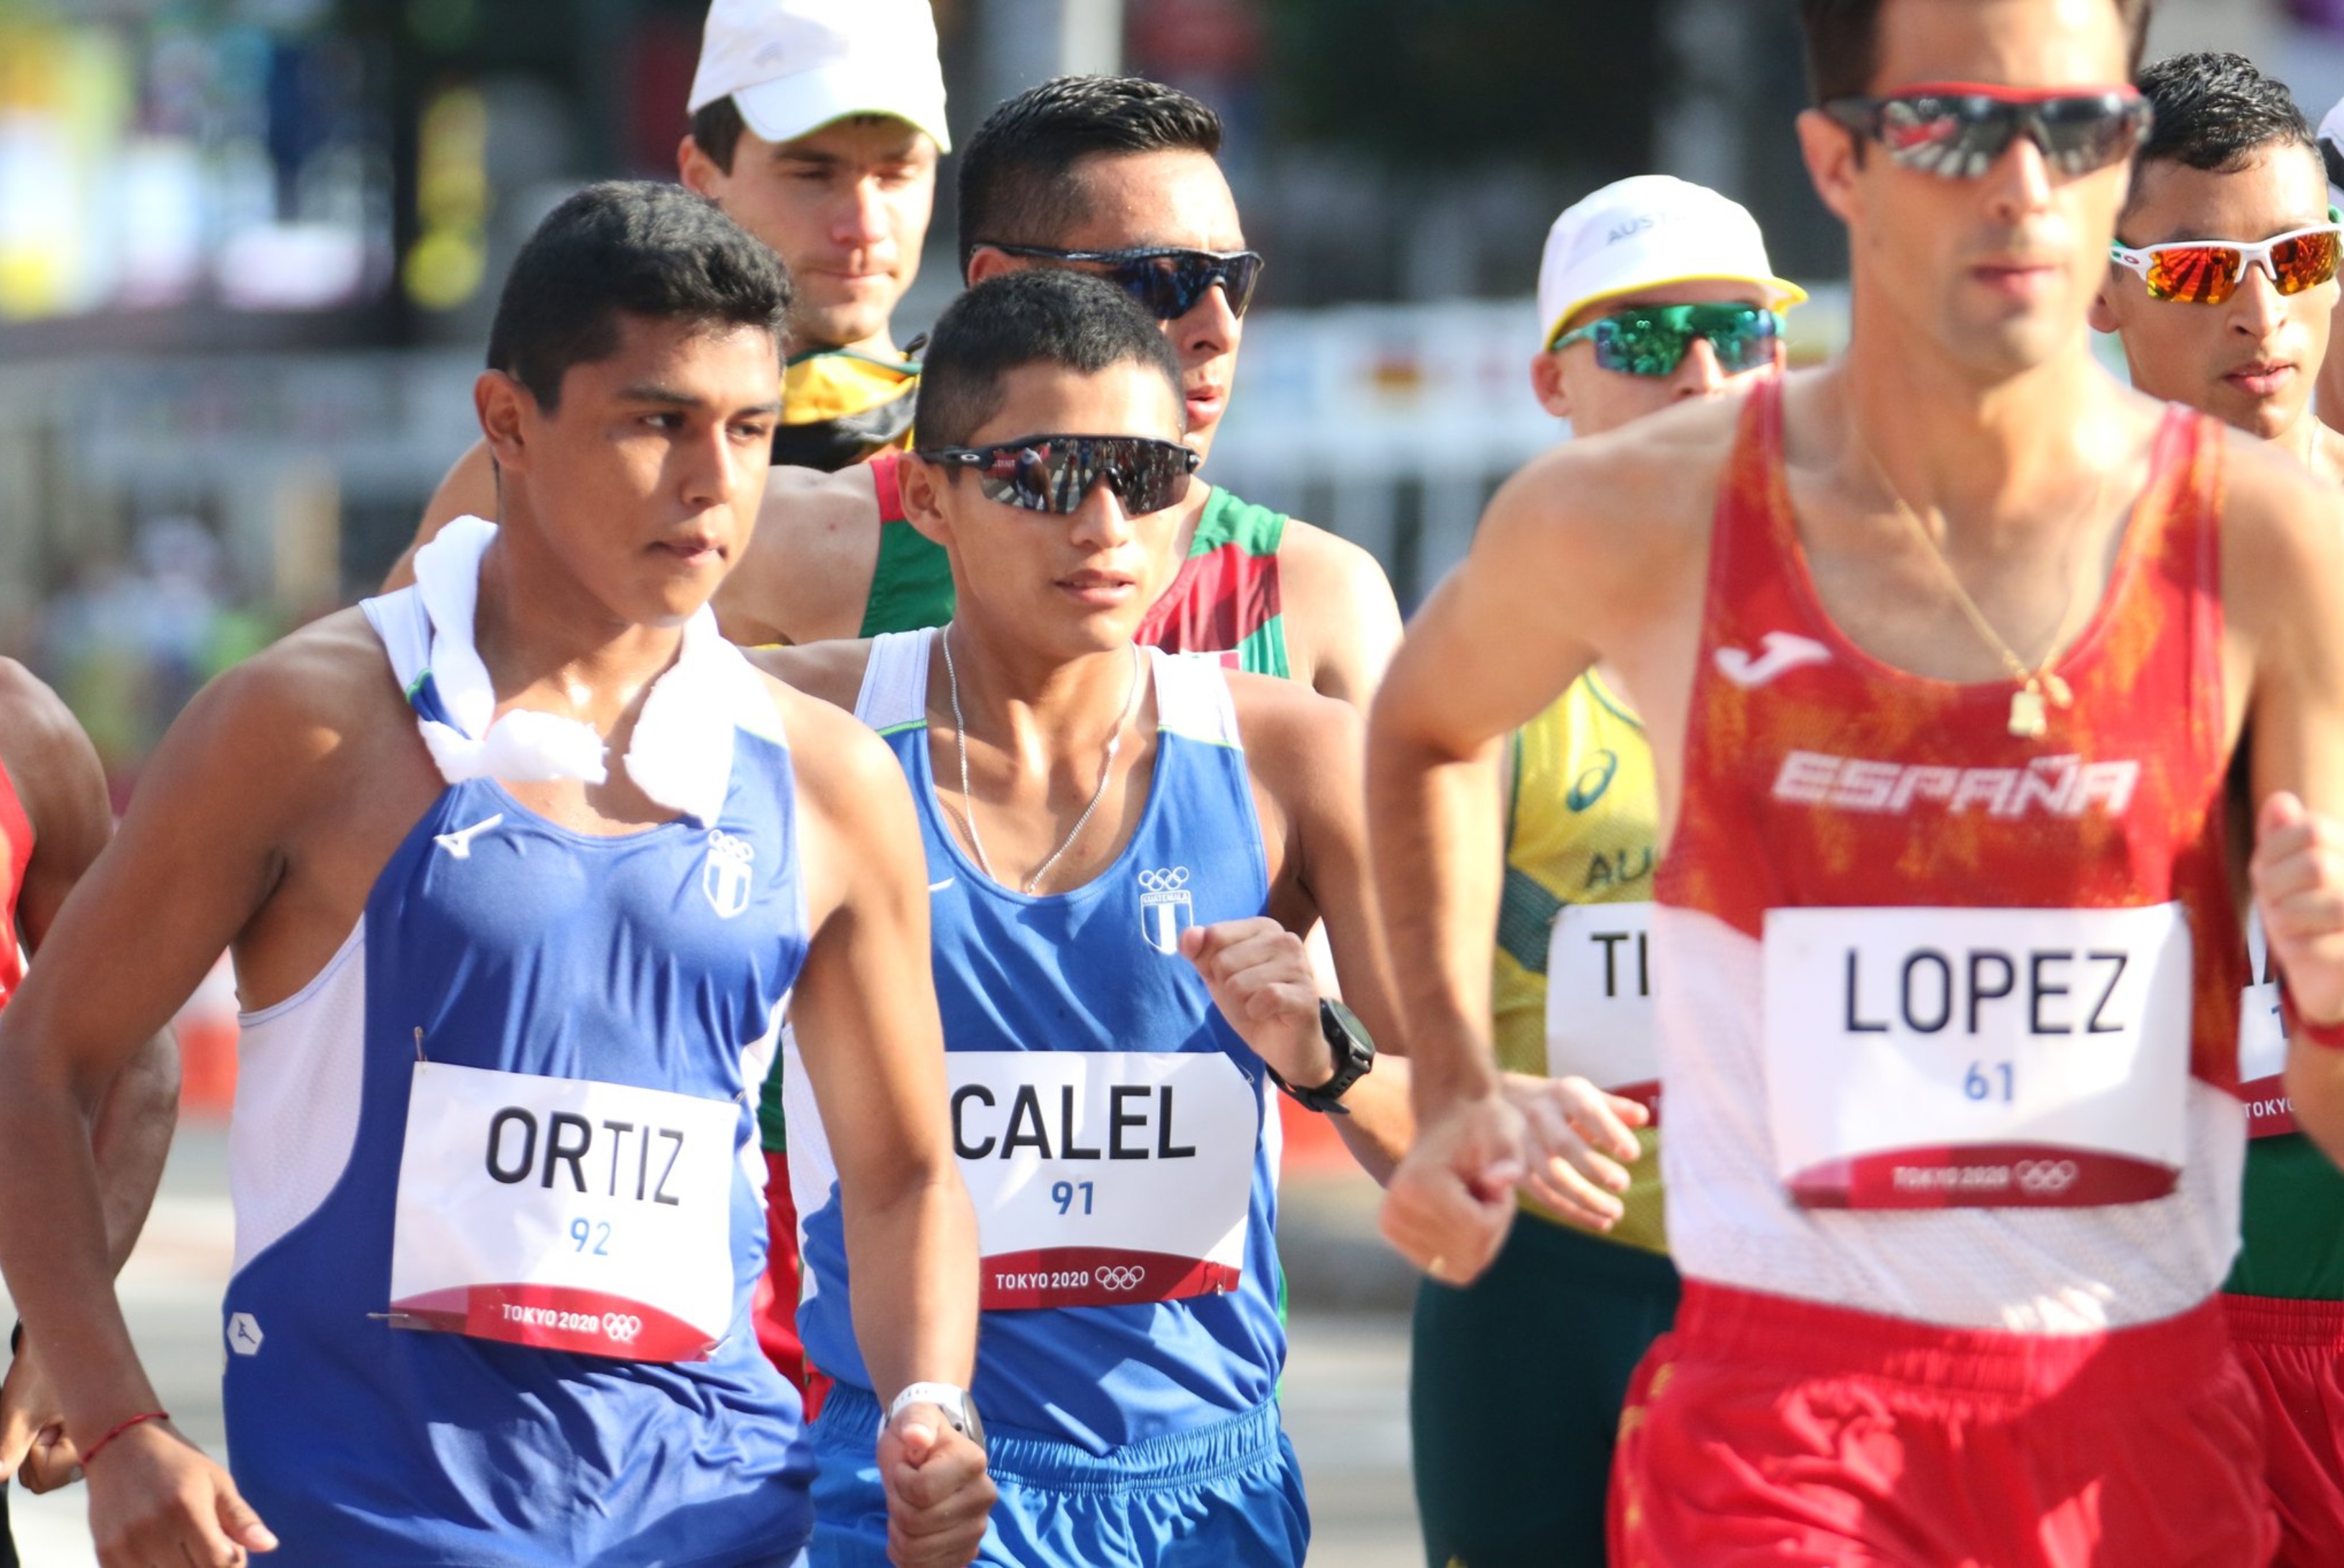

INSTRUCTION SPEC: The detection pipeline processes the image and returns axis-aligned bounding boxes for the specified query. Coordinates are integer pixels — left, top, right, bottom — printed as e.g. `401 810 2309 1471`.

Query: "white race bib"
1544 902 1660 1119
2239 911 2295 1138
1763 904 2192 1209
949 1051 1257 1310
388 1062 741 1361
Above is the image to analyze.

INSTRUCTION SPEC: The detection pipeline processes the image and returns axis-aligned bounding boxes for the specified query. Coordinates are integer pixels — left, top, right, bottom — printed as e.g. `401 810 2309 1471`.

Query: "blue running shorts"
807 1383 1308 1567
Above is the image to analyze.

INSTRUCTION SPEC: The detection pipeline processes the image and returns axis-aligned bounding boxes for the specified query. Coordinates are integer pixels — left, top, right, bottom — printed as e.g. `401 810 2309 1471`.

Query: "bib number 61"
1963 1060 2015 1103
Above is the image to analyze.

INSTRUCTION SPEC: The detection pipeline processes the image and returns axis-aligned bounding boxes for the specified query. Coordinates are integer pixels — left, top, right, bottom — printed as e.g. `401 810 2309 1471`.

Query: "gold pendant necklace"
1847 424 2106 740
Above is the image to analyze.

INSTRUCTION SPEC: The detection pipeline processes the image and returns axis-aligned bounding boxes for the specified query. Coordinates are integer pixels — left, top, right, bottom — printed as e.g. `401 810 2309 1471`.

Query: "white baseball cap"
1537 174 1805 350
2319 95 2344 212
688 0 951 154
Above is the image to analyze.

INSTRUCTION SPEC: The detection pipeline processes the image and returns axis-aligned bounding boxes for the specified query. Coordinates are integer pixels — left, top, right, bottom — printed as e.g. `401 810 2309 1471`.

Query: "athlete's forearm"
843 1165 980 1402
90 1030 179 1277
0 1064 169 1439
1364 724 1507 1114
1328 1058 1413 1185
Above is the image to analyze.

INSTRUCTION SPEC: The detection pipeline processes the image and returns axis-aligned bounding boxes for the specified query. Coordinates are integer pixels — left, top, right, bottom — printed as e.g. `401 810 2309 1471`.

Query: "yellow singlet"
1493 669 1665 1253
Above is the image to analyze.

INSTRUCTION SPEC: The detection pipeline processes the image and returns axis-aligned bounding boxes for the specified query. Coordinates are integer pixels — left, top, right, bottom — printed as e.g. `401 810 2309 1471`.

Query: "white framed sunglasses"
2108 215 2343 304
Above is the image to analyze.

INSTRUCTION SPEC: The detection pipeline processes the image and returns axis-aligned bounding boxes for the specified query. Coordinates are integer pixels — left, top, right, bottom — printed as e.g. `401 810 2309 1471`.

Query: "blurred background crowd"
1 0 2332 793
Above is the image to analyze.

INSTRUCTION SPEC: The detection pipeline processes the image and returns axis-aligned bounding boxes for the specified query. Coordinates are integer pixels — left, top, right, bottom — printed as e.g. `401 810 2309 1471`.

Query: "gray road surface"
2 1127 1422 1566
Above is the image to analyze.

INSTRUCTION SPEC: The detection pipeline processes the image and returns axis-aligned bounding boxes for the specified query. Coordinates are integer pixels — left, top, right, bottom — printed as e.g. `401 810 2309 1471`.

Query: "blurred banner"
0 4 391 336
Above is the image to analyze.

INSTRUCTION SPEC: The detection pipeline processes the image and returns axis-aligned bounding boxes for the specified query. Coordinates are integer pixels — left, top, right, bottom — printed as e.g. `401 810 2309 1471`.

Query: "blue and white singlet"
789 630 1286 1454
218 568 813 1565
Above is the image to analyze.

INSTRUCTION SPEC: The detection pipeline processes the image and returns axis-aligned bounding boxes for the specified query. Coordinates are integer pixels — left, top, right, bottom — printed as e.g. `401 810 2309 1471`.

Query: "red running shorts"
1611 1279 2275 1567
2225 1293 2344 1567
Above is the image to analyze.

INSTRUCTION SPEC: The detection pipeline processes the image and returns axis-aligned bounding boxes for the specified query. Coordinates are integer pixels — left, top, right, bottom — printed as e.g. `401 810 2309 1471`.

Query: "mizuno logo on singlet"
1773 750 2142 818
434 814 505 859
1713 631 1832 689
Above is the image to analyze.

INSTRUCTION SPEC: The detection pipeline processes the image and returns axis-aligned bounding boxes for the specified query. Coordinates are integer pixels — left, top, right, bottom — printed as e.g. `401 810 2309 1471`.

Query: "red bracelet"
80 1409 168 1469
2281 983 2344 1051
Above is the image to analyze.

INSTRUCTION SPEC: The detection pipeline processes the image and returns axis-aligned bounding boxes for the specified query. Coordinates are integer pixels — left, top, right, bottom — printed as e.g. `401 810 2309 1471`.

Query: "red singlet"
1651 380 2244 1332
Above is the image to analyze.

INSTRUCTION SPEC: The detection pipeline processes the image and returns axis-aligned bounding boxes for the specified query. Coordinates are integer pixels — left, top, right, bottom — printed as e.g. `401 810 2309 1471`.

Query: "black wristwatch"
1265 1000 1375 1115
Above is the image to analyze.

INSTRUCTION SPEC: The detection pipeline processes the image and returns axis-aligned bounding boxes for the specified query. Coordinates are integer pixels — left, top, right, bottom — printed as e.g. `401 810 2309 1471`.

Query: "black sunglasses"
990 244 1265 319
917 434 1201 516
1823 83 2152 179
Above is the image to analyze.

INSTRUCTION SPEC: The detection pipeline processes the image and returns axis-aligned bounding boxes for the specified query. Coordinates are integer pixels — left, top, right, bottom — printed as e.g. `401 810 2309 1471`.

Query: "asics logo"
1137 867 1189 894
1713 631 1832 689
1095 1266 1145 1292
434 814 504 859
2014 1159 2079 1196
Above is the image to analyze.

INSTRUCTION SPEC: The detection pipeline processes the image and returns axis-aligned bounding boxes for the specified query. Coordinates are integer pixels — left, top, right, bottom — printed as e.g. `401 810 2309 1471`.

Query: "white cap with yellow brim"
1536 174 1805 350
689 0 952 155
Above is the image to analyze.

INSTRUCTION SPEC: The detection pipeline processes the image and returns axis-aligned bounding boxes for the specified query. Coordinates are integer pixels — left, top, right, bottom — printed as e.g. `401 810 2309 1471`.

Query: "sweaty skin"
1370 0 2344 1286
0 313 992 1568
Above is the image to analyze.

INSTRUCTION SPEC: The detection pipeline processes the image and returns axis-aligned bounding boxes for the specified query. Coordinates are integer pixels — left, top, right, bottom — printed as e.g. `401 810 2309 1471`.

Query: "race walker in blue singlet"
211 526 815 1563
756 270 1416 1568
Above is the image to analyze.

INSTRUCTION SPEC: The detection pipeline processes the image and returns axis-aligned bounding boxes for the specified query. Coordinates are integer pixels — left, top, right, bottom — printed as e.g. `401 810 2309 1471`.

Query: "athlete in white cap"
396 0 952 581
1410 174 1803 1568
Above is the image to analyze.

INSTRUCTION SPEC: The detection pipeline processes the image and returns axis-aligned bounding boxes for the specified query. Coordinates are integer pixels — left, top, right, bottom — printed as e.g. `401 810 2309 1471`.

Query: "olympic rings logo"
2014 1159 2079 1196
602 1312 644 1341
1137 867 1189 894
1094 1266 1146 1292
704 829 754 864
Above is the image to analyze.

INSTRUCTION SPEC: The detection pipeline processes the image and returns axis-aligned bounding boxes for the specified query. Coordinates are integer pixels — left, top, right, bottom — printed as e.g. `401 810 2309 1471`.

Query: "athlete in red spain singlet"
1369 1 2344 1563
0 662 177 1565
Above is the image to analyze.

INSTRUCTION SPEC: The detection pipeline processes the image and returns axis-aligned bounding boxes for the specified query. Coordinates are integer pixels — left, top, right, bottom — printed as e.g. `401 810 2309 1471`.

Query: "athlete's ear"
475 370 536 476
678 135 724 199
896 453 954 548
1529 352 1573 420
964 246 1016 286
1797 108 1862 228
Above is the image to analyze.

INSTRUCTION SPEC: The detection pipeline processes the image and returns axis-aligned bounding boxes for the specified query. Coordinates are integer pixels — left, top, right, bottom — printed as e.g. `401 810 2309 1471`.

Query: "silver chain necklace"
940 624 1145 895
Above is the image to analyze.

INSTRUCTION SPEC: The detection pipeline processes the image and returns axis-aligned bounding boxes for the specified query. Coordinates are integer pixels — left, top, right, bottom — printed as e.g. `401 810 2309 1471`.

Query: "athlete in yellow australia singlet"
1408 176 1800 1568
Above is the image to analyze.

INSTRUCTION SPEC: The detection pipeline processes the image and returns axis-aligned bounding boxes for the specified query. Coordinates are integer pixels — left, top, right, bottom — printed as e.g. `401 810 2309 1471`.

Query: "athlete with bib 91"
0 185 992 1568
1372 0 2344 1562
758 269 1625 1567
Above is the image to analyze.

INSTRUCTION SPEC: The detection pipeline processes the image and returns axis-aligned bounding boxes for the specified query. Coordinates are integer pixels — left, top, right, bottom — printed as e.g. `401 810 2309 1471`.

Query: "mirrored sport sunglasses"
1548 302 1782 377
2109 220 2344 304
917 434 1202 516
1822 83 2152 179
991 244 1265 319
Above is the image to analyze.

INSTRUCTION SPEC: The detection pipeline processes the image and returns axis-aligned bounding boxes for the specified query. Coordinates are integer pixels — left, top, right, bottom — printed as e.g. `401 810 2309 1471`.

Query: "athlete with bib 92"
758 269 1612 1567
1372 0 2344 1562
0 184 992 1568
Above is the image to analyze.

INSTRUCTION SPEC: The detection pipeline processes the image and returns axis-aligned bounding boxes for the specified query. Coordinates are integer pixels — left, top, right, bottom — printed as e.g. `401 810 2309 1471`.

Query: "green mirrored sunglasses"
1548 302 1783 377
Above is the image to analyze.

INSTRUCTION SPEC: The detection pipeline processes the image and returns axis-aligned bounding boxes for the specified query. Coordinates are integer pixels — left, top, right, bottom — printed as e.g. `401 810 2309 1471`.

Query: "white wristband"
888 1381 967 1427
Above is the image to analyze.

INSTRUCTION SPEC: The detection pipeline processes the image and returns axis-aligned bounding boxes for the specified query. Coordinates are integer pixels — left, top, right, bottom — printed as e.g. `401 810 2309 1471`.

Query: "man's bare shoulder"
1225 669 1360 797
717 465 886 645
1273 519 1398 622
1491 388 1741 551
190 610 406 757
750 666 916 830
2222 423 2344 614
745 638 876 714
0 658 84 756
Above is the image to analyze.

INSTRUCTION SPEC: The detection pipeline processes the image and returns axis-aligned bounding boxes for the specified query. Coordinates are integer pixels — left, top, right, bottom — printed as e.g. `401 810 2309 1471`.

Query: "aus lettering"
484 1108 686 1205
952 1083 1196 1161
1843 948 2130 1037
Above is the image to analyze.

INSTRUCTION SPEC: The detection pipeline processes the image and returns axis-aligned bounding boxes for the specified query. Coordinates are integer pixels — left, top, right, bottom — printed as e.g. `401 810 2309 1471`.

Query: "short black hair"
485 180 790 409
690 96 745 174
2133 52 2315 180
957 75 1222 277
1800 0 2153 103
913 270 1184 450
